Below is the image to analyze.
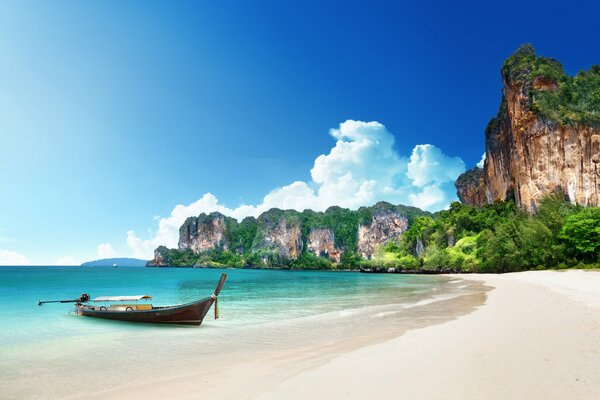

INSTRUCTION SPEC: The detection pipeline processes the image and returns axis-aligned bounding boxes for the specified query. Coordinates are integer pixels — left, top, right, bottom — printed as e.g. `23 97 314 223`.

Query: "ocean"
0 266 483 399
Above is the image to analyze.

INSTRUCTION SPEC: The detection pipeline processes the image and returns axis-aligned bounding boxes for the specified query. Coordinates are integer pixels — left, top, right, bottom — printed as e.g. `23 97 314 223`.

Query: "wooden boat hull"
75 297 216 326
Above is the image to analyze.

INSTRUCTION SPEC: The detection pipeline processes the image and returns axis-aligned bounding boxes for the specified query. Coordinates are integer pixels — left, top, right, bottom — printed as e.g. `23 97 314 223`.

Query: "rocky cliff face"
149 202 429 267
307 228 340 262
455 167 487 206
252 212 303 263
149 245 170 267
357 212 408 259
457 45 600 211
179 212 229 252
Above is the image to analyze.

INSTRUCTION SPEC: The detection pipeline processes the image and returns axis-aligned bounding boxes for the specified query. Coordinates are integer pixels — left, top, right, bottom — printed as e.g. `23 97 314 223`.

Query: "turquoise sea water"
0 267 477 399
0 266 444 344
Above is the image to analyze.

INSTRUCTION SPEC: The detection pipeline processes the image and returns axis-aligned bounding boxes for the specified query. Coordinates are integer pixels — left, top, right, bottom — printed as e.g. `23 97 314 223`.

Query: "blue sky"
1 0 599 264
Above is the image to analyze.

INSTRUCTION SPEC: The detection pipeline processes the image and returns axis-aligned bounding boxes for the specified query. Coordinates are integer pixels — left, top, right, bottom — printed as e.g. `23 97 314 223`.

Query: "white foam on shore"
338 309 358 317
372 293 464 318
403 293 463 308
249 285 471 327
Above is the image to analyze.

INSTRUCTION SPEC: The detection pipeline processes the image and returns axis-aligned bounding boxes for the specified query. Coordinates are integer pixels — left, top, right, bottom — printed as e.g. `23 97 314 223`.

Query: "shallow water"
0 267 483 399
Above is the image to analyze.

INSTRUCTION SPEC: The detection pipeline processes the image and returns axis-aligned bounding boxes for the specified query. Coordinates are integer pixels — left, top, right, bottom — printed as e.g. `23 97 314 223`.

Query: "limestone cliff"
457 44 600 211
455 167 487 206
179 212 229 252
148 245 170 267
307 228 340 262
357 211 408 259
251 210 303 264
149 202 429 267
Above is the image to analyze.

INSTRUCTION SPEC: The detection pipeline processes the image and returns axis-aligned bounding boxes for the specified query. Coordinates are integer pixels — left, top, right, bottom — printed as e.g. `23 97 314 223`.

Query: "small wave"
338 309 359 317
373 310 400 318
371 293 464 318
402 293 462 309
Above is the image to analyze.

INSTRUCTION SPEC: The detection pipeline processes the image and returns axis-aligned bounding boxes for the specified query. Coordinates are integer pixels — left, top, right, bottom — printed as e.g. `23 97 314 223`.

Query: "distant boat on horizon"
80 258 148 267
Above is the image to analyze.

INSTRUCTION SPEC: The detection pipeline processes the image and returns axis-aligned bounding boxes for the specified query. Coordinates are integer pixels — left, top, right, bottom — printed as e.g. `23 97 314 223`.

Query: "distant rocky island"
82 258 148 267
150 45 599 272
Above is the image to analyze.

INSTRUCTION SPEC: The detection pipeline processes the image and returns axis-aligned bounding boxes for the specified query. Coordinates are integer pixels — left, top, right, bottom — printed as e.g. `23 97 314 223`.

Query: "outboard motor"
78 293 90 303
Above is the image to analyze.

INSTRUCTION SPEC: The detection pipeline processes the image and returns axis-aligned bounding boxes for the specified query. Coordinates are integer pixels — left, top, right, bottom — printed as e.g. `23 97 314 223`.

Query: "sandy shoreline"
73 270 600 400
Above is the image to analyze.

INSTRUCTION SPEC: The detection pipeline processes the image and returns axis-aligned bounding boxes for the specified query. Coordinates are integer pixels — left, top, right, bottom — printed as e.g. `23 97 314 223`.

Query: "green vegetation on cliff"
502 44 600 126
154 202 430 269
366 195 599 273
152 196 599 272
225 216 258 253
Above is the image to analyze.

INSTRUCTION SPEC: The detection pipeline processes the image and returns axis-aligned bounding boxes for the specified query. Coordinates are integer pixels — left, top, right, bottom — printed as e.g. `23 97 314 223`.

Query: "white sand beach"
78 270 600 400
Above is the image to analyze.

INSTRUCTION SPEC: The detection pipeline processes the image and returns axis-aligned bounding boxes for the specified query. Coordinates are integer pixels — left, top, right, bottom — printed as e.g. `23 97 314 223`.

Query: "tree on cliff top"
501 44 600 127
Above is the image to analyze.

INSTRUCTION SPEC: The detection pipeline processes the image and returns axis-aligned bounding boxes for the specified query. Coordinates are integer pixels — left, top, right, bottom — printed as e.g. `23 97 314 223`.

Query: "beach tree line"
364 194 600 273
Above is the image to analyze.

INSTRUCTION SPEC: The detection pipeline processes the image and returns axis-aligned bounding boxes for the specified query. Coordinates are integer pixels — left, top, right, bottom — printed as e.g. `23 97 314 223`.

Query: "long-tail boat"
38 273 227 326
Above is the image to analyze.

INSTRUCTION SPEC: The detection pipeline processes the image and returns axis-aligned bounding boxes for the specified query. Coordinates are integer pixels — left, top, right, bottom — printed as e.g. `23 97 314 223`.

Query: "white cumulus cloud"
407 144 465 187
477 152 486 168
0 248 29 265
97 243 118 259
52 256 82 266
126 120 466 259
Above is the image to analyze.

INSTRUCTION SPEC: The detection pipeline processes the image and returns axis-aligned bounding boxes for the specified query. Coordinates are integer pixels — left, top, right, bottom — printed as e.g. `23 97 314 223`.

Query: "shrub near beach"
367 194 600 273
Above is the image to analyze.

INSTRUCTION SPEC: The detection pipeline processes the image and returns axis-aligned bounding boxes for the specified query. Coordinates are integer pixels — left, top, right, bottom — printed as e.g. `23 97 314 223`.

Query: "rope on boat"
211 293 219 320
